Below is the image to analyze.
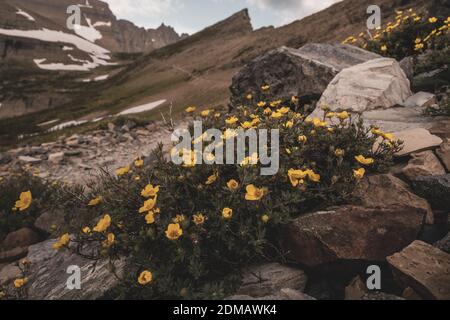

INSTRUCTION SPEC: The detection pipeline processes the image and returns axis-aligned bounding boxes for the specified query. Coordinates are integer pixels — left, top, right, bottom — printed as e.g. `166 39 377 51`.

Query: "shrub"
343 10 449 61
51 89 402 300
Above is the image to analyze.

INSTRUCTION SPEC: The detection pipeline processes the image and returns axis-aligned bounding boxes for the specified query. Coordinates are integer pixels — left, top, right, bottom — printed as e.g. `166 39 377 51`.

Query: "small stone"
0 264 22 286
345 276 368 300
48 152 65 164
18 156 41 164
402 287 422 300
403 92 436 108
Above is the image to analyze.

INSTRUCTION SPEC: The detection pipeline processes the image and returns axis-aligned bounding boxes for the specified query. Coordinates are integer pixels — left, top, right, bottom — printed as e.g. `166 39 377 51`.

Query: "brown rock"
436 139 450 172
402 287 422 300
237 263 308 298
345 276 368 300
402 151 446 180
281 205 425 267
387 241 450 300
227 289 316 300
393 128 443 156
0 263 22 286
2 228 41 251
0 247 28 263
352 174 434 224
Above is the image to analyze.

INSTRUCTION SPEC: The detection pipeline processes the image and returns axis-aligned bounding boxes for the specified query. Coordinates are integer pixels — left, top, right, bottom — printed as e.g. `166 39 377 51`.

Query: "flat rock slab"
436 139 450 172
237 263 308 298
387 241 450 300
410 174 450 210
391 128 443 156
403 92 436 108
280 205 425 267
402 151 446 181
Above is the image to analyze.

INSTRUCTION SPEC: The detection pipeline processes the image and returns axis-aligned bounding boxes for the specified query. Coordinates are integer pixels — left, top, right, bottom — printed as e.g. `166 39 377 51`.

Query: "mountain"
0 0 443 146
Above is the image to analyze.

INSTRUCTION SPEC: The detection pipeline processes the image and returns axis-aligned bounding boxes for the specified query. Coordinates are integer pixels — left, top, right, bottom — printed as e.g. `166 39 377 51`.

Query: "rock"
345 276 368 300
434 232 450 254
107 123 117 132
230 43 380 106
236 263 308 298
392 128 443 156
361 292 405 300
352 174 433 224
2 228 41 251
430 119 450 140
0 153 11 164
402 151 446 181
0 247 28 263
0 263 22 286
436 139 450 172
403 92 436 108
34 210 66 235
227 289 316 300
410 174 450 210
387 241 450 300
280 205 425 267
399 56 414 80
402 287 422 300
18 156 41 164
25 239 125 300
48 152 65 164
64 150 82 157
316 58 412 113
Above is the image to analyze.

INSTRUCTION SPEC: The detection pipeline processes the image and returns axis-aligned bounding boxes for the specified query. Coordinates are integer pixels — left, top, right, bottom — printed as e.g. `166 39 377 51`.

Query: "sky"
103 0 342 35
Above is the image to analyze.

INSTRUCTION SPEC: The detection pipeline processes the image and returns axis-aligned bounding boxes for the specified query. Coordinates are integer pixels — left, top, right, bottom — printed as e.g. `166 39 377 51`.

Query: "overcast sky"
103 0 342 35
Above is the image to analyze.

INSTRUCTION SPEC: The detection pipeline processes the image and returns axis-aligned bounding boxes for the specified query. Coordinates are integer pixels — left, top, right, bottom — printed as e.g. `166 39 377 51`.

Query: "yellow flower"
353 168 366 180
205 172 218 185
371 128 383 136
14 278 28 289
116 166 130 177
226 116 239 125
193 213 206 226
335 149 345 157
93 214 112 232
337 111 349 120
278 107 290 114
288 169 308 187
141 184 160 198
429 17 438 23
222 208 233 220
291 96 299 103
381 45 387 52
298 135 307 143
139 197 157 214
182 150 197 167
165 223 183 240
240 153 259 166
82 227 91 234
138 270 153 285
241 121 256 129
257 101 267 108
145 212 155 224
271 112 283 119
285 148 292 155
88 196 103 206
261 215 270 224
173 214 186 223
53 233 70 250
201 109 212 117
185 106 196 113
313 118 328 128
246 94 253 100
326 112 336 118
415 38 422 44
355 155 375 165
134 158 144 168
14 191 32 211
415 43 424 51
382 133 395 141
227 179 239 191
222 129 238 140
261 84 270 91
263 107 272 115
306 170 321 183
103 233 115 247
285 120 294 129
245 185 265 201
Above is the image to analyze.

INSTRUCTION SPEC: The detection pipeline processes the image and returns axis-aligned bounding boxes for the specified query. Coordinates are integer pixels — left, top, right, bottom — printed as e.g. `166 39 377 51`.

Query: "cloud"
103 0 182 18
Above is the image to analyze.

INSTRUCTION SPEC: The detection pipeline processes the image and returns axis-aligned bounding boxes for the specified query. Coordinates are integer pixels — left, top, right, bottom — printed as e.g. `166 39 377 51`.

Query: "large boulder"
280 205 425 267
387 241 450 300
351 174 433 224
316 58 412 114
1 228 42 251
25 239 125 300
230 43 381 106
410 174 450 210
236 263 308 298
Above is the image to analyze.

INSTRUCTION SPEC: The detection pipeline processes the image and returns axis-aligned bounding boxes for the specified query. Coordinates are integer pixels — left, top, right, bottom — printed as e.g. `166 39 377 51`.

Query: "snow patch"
0 28 114 71
38 119 60 127
118 100 167 116
93 21 112 28
49 120 88 132
74 17 102 43
16 8 35 22
78 0 93 8
94 74 109 81
62 46 74 51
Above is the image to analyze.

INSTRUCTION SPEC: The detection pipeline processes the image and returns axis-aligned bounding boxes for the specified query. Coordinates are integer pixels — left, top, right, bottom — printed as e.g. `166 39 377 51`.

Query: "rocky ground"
0 42 449 300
